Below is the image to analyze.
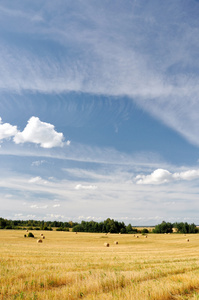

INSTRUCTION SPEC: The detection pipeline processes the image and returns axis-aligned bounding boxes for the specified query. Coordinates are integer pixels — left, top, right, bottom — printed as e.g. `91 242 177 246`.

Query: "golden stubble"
0 230 199 299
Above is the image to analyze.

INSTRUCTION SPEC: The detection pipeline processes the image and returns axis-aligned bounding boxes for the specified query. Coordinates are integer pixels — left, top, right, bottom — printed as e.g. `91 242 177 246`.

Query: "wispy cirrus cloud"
1 161 199 224
0 1 198 148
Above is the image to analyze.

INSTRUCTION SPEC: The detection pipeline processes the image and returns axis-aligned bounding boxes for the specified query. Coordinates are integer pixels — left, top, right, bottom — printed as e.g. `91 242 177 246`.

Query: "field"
1 231 199 299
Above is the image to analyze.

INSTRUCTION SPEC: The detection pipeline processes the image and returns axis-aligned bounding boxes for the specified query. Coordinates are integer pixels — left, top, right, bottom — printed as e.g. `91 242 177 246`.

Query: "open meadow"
1 230 199 299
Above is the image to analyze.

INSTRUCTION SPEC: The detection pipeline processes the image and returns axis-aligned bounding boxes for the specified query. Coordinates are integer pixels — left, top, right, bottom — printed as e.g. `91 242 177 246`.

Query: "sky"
0 0 199 225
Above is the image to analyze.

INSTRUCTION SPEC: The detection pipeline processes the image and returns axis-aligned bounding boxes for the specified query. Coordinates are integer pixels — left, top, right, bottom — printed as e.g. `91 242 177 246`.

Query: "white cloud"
26 215 36 218
136 169 172 185
52 204 60 207
173 170 199 181
77 215 102 221
5 194 13 198
2 161 199 224
31 160 46 166
28 176 49 185
14 116 64 148
136 168 199 185
30 204 48 209
0 117 18 140
46 214 65 219
28 176 42 183
0 116 67 149
75 184 97 190
14 214 36 219
30 204 37 208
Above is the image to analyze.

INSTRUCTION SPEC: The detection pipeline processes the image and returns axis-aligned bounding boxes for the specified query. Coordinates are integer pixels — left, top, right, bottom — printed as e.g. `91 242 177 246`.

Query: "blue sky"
0 0 199 225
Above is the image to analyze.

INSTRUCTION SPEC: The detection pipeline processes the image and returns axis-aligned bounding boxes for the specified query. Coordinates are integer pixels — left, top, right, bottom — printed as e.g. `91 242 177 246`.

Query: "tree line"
0 218 77 230
0 217 139 233
71 219 140 234
153 221 198 234
0 217 198 234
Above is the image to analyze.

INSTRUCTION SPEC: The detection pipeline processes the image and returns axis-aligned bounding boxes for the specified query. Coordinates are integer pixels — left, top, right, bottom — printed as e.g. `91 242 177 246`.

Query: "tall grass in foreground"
1 231 199 299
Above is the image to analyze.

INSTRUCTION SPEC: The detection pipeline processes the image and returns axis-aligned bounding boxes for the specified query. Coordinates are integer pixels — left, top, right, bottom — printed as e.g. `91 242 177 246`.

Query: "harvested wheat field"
1 231 199 299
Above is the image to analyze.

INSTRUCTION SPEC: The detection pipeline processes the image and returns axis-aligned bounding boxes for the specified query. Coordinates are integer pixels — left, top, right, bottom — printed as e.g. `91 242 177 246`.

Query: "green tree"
153 221 173 233
126 224 133 233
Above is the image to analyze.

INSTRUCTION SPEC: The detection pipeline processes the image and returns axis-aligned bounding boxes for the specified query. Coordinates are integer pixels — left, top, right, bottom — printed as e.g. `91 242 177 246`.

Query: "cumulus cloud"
0 117 18 140
14 116 64 148
75 184 97 190
135 168 199 185
0 116 67 148
173 170 199 181
136 169 172 185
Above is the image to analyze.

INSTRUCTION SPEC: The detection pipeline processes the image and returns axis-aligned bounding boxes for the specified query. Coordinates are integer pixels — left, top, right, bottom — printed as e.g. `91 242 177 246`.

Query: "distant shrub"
42 226 53 231
24 234 26 238
28 232 34 238
141 228 149 234
56 227 69 232
5 225 12 229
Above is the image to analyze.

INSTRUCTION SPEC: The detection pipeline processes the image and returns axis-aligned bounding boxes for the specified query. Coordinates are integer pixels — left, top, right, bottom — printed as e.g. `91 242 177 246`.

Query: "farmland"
1 230 199 299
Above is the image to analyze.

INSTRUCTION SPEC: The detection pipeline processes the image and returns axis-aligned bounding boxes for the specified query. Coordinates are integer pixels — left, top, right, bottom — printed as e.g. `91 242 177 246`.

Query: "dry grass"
1 230 199 299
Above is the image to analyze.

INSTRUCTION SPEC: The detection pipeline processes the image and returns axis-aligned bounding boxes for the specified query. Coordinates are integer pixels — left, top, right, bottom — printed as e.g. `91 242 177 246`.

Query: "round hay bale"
136 235 139 238
42 236 45 239
40 233 43 236
186 239 189 242
114 241 118 245
104 243 109 247
37 239 42 243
